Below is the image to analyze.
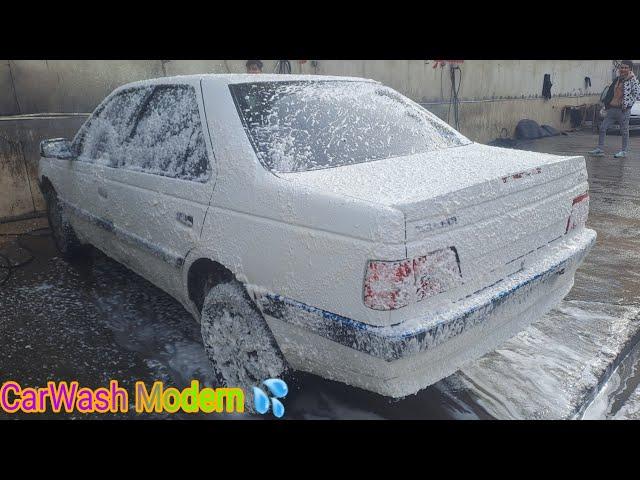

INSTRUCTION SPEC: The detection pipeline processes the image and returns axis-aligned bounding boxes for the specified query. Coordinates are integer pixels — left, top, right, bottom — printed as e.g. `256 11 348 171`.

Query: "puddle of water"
582 335 640 419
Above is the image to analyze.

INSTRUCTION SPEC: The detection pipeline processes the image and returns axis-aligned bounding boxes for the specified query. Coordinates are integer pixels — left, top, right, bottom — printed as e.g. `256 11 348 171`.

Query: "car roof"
119 73 379 90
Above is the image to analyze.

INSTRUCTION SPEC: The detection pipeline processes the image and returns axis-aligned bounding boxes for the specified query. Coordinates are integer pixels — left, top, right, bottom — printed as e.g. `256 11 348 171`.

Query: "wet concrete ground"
1 129 640 419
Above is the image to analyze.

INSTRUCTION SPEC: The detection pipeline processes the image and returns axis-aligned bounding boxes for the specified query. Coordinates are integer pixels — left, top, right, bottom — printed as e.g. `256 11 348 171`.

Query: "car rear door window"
123 85 210 182
76 87 152 165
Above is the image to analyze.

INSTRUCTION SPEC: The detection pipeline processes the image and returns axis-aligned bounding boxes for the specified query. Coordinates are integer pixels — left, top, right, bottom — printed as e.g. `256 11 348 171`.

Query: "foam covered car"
38 75 596 397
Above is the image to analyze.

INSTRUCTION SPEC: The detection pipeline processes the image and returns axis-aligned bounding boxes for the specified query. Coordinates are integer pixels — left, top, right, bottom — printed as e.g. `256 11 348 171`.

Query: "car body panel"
261 228 595 397
39 155 110 251
279 143 589 324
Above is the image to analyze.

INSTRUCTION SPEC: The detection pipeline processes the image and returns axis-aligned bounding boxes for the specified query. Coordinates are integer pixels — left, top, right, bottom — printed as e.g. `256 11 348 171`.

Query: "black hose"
446 65 460 129
448 66 462 130
275 60 292 74
0 226 51 287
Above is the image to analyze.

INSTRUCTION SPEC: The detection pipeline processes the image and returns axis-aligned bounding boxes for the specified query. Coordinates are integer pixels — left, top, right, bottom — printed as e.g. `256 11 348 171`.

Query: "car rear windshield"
230 80 471 173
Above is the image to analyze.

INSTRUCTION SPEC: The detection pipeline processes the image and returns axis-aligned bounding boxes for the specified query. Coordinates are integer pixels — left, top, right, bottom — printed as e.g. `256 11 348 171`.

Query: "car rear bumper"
256 228 597 397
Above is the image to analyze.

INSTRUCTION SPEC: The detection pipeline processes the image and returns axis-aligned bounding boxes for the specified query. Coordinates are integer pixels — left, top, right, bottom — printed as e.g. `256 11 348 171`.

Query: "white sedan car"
38 74 596 398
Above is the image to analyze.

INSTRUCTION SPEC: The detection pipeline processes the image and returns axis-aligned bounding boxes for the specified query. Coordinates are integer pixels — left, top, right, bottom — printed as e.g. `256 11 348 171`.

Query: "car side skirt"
59 198 184 268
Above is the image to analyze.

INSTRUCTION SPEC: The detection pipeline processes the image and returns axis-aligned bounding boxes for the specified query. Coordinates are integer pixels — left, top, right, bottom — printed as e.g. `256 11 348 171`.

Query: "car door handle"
98 187 108 199
176 212 193 227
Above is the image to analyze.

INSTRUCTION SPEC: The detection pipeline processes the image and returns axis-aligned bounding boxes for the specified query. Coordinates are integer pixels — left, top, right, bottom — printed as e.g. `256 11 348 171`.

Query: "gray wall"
0 115 88 222
0 60 614 222
1 60 614 117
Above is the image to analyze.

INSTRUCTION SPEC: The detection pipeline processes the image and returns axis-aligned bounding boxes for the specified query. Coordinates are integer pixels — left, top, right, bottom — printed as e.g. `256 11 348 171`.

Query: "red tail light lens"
566 192 589 234
364 259 414 310
364 247 463 310
414 247 462 301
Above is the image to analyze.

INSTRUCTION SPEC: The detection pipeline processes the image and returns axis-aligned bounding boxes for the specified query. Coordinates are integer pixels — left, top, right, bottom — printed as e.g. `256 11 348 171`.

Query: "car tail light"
364 259 414 310
414 247 462 301
364 247 462 310
565 192 589 234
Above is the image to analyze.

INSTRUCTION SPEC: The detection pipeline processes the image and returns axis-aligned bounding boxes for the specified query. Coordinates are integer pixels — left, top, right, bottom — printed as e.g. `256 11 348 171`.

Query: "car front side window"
75 87 152 166
122 85 210 182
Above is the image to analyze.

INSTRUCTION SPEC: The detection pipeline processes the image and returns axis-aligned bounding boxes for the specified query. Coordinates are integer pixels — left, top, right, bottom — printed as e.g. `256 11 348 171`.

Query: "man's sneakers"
588 148 605 156
588 148 628 158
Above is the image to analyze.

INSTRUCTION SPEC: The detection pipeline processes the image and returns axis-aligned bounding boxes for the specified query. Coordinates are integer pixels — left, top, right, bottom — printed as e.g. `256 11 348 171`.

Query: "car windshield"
230 80 471 173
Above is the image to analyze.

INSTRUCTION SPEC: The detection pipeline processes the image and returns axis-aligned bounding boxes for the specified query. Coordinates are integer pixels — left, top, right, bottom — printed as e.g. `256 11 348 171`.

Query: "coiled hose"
0 226 51 287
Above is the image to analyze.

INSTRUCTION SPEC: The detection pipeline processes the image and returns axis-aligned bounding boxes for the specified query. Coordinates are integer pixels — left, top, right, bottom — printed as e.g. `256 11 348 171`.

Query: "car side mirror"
40 138 75 159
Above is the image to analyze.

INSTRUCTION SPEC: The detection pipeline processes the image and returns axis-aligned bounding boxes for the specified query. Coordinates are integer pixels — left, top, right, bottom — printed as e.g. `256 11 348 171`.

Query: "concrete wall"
0 60 164 115
1 60 614 116
0 60 614 221
0 115 88 222
427 96 600 143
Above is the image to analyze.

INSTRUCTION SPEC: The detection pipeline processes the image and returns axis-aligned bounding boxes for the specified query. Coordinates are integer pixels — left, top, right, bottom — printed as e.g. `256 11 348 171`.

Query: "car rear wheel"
200 281 288 399
43 187 84 259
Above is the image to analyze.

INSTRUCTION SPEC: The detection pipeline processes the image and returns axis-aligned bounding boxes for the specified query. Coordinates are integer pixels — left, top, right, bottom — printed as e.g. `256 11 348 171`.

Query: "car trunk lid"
280 142 588 303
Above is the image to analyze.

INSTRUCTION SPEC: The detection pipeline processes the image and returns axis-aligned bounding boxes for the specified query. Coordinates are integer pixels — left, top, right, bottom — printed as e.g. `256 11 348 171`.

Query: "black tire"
200 281 288 397
43 187 84 259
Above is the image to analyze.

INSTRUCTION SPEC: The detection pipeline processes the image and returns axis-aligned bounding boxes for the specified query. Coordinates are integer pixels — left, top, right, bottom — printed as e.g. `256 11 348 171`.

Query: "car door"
70 86 153 254
101 82 215 300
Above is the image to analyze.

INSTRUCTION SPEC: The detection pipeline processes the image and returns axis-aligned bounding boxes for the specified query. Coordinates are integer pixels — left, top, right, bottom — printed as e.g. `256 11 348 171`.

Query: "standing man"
246 60 263 74
589 61 640 158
